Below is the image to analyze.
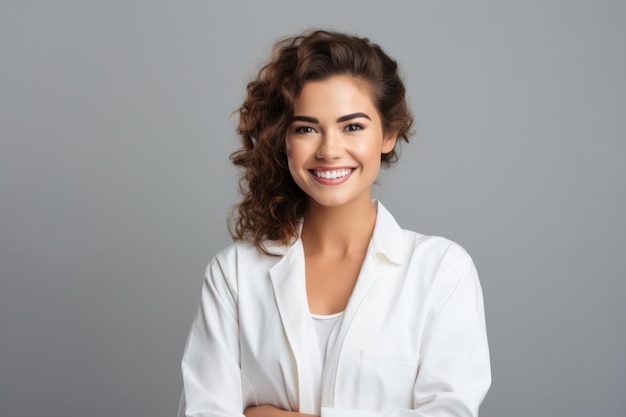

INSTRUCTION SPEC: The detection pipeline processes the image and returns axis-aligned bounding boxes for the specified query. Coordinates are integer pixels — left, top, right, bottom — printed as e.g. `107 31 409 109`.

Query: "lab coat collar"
369 200 407 265
263 200 407 265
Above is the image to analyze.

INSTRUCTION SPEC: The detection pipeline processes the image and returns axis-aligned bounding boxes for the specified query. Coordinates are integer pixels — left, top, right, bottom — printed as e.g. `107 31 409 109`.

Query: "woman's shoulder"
395 229 481 313
202 240 289 293
207 239 290 271
403 230 473 265
209 240 265 263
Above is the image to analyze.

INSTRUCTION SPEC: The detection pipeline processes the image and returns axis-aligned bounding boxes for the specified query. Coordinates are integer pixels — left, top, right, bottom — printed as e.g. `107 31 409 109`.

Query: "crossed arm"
245 405 318 417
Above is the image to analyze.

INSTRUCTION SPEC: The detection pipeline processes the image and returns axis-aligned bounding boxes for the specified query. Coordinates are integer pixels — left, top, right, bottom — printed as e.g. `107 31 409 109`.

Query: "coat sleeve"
321 247 491 417
178 256 245 417
409 250 491 416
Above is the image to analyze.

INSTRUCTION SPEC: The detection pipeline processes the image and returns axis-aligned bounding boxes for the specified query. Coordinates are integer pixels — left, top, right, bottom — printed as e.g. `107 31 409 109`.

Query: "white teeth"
313 169 352 179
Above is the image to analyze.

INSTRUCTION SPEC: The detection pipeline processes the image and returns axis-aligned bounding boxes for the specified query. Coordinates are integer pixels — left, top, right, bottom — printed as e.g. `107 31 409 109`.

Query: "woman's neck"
301 194 377 258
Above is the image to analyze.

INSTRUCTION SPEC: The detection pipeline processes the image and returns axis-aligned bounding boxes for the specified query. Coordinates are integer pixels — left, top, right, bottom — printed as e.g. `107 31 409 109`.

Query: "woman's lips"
309 168 354 185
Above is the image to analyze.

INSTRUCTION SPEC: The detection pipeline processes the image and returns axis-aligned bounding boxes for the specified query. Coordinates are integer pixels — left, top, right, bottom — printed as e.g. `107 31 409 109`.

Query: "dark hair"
230 29 413 254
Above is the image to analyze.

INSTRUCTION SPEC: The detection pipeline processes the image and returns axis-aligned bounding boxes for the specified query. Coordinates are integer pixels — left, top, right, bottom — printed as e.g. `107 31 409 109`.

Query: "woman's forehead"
293 76 378 117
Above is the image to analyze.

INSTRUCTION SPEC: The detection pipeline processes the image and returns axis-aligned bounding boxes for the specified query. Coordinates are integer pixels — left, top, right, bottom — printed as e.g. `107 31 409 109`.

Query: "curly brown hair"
230 29 414 254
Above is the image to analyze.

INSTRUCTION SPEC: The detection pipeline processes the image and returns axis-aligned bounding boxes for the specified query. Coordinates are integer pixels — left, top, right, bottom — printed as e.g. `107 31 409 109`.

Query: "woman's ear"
381 131 398 154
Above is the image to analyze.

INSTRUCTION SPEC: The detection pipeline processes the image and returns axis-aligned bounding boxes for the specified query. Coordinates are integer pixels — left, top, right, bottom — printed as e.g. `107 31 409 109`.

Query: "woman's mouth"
310 168 354 184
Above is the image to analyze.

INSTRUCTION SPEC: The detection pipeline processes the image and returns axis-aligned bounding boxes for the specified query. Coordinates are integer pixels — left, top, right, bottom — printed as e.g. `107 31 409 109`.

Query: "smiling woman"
178 30 491 417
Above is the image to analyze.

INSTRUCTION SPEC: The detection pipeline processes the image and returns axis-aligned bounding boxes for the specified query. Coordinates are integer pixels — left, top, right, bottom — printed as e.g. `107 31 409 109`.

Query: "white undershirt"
311 311 343 366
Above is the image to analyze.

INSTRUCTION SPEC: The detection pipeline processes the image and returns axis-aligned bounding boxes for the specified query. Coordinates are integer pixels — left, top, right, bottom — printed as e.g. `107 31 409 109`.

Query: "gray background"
1 1 624 416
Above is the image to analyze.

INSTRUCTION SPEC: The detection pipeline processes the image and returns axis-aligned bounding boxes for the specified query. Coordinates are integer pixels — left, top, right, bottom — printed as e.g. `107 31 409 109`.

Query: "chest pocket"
359 351 420 410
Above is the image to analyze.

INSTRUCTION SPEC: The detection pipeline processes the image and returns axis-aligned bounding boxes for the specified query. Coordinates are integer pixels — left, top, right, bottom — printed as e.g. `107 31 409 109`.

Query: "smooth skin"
245 75 397 417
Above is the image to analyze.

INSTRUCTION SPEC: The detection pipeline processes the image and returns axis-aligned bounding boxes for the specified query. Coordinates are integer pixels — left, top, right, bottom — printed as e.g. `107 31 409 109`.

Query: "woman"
178 30 490 417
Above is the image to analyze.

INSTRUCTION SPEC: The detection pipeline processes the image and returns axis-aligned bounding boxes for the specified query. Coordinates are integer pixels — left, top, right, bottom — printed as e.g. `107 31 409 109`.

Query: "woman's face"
285 75 397 209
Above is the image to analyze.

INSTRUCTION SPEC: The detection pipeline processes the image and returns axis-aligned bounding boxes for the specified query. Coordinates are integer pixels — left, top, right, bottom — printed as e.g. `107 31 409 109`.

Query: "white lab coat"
179 202 491 417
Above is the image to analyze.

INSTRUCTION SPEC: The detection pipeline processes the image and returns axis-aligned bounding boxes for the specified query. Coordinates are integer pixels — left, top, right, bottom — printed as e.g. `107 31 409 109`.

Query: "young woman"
178 30 491 417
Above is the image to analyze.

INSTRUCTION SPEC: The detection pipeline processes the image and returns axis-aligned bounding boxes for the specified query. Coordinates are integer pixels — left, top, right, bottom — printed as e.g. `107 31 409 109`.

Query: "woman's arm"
410 253 491 416
178 256 245 417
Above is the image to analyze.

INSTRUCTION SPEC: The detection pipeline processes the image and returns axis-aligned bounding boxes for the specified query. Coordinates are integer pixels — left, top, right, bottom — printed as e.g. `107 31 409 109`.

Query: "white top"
311 312 343 366
178 201 490 417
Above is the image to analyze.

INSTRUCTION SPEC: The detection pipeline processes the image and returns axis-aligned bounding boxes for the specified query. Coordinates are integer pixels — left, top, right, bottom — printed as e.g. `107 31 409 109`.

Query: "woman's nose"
315 130 343 160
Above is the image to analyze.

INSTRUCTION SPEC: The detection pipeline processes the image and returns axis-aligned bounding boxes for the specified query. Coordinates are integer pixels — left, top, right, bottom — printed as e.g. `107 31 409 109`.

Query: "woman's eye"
294 126 315 134
345 124 364 132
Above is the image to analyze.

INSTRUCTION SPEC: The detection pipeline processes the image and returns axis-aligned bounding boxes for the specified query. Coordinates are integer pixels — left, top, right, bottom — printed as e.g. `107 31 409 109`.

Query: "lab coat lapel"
269 240 322 414
322 247 382 405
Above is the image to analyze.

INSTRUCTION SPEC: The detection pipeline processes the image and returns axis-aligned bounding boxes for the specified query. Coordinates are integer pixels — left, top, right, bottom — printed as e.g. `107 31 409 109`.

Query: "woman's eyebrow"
292 113 371 124
337 112 371 123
